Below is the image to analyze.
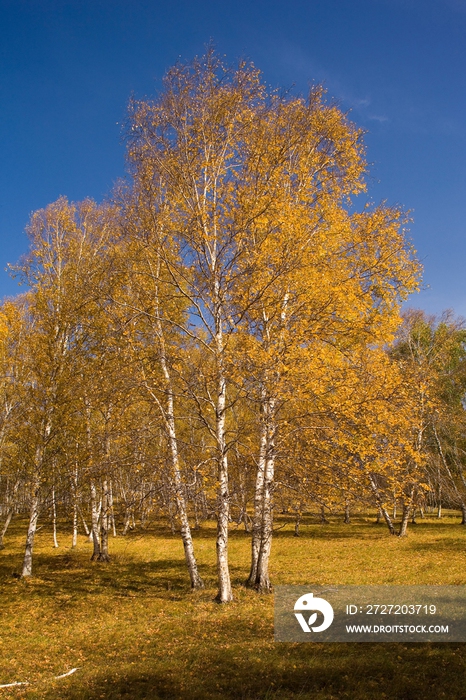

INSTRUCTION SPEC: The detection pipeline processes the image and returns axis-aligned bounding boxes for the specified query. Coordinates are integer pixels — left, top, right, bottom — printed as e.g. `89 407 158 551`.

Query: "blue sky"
1 0 465 316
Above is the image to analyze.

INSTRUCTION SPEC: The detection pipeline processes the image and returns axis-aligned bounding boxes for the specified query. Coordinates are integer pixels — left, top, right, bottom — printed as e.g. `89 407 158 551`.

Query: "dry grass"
1 512 466 699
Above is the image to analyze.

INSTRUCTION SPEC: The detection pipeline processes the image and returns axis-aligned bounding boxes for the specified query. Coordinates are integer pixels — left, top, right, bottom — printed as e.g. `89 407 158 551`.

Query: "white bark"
247 385 276 592
0 479 19 549
0 509 13 549
215 366 233 602
398 488 414 537
108 481 117 537
246 394 267 586
155 298 203 589
72 500 78 548
140 254 204 589
248 294 288 592
52 485 59 548
21 475 40 577
398 503 411 537
254 397 276 592
78 505 90 536
98 478 110 562
90 481 101 560
367 473 395 535
71 465 79 547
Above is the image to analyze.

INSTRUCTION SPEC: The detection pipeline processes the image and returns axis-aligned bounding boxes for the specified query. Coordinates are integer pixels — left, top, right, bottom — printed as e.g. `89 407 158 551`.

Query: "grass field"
1 513 466 699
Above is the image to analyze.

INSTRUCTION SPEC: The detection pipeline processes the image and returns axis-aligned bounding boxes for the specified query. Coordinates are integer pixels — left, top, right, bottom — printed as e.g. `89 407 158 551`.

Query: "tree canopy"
3 52 464 602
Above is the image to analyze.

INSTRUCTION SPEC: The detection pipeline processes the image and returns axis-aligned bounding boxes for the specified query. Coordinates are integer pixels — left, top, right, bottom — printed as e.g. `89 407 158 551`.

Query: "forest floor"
1 513 466 699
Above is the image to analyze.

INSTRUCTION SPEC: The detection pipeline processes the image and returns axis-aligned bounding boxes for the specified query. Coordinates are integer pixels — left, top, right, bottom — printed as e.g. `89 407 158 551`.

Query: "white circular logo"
294 592 334 632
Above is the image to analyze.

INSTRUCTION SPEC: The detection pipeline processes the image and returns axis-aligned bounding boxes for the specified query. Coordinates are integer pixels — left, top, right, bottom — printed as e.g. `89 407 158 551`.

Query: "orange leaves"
0 51 430 558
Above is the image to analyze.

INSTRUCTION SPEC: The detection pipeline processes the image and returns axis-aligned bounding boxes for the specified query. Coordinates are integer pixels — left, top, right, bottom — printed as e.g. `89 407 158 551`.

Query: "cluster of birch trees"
1 52 465 601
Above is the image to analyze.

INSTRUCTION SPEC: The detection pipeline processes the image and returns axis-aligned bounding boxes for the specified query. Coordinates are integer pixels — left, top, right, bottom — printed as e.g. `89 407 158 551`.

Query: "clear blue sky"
1 0 465 316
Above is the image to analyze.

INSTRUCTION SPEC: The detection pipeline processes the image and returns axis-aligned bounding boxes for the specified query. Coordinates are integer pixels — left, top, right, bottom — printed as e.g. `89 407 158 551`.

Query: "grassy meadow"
1 513 466 699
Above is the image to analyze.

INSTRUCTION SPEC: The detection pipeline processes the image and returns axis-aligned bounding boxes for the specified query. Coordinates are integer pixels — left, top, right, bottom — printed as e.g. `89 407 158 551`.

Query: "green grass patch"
1 513 465 699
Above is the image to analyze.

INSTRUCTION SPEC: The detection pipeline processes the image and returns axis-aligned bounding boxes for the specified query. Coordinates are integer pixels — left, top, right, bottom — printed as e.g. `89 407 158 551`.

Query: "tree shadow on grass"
269 525 393 542
0 550 250 602
38 633 466 700
270 517 466 543
407 536 466 553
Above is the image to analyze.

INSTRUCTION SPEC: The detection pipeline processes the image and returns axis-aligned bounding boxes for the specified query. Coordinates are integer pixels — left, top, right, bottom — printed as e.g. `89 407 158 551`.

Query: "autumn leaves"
1 52 448 599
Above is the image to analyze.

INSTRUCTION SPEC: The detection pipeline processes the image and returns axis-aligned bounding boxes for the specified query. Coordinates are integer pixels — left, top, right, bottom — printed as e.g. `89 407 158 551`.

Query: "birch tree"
0 300 29 548
13 197 113 575
103 189 205 587
126 51 268 602
392 310 466 524
126 50 420 598
232 117 420 589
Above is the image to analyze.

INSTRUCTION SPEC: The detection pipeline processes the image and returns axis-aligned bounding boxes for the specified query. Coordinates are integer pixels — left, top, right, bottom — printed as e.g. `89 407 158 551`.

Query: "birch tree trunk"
398 487 414 537
166 413 204 588
215 363 233 602
122 509 133 535
432 425 466 521
246 395 267 587
344 500 351 524
398 503 411 537
78 504 90 536
108 481 117 537
90 481 101 560
154 290 204 589
21 474 41 577
248 293 287 592
212 270 232 602
367 473 395 535
72 500 78 547
437 478 442 518
0 479 19 549
254 446 275 592
71 466 79 547
98 477 110 562
52 484 59 548
138 254 204 589
248 392 276 592
0 509 14 549
461 505 466 525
